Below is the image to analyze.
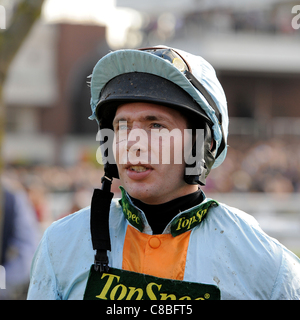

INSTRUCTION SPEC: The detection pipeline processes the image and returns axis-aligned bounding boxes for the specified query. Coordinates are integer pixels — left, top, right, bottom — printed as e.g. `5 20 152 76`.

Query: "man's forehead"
113 102 185 123
113 114 170 124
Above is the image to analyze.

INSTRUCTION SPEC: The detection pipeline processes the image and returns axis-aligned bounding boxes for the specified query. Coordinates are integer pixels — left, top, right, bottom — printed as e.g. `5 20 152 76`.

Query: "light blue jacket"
27 191 300 300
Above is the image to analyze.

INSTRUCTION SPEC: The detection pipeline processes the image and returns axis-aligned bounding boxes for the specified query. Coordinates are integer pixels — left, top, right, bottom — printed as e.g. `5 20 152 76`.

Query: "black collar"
129 189 204 234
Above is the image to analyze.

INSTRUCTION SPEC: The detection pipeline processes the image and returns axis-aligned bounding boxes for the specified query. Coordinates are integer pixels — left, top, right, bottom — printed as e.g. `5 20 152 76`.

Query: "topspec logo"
0 5 6 30
292 5 300 30
0 265 5 289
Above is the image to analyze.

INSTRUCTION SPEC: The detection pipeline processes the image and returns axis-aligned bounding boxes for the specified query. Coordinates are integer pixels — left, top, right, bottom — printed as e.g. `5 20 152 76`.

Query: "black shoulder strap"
90 176 114 272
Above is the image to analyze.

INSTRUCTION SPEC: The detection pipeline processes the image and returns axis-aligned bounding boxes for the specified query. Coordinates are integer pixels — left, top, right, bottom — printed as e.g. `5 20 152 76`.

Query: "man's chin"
122 183 155 204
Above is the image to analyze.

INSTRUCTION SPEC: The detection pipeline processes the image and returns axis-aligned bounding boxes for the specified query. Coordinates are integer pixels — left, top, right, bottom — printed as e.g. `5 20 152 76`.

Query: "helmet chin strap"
90 173 114 273
184 123 216 186
184 160 207 186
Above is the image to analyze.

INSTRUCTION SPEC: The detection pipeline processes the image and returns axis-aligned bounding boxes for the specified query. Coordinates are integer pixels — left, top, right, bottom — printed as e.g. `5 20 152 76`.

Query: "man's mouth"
129 165 148 173
125 164 153 180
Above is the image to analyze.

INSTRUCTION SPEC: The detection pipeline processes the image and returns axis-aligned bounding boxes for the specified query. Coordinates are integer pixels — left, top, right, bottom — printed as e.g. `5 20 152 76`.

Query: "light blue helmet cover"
89 46 228 169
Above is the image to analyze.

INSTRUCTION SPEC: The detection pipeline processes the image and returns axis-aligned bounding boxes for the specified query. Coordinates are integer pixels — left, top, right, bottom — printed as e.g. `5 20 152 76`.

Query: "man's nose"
126 128 149 153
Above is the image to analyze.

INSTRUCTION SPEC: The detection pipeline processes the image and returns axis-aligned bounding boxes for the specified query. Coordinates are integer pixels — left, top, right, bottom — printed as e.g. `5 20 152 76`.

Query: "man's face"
112 102 198 204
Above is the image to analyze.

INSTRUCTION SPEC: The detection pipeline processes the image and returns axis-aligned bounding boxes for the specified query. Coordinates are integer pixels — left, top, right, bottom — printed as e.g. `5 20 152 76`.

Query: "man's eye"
151 123 164 129
117 121 130 131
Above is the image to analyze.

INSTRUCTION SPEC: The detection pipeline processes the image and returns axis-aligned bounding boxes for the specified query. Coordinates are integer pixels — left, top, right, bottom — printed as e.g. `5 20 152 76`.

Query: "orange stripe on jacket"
122 225 191 280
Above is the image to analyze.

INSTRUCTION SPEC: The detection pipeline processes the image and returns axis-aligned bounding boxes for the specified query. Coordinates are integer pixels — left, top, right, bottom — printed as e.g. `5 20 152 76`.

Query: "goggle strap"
185 70 225 158
184 70 221 125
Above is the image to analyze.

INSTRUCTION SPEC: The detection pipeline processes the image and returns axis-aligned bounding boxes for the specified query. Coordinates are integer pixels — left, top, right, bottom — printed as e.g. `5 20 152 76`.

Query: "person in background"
1 181 39 300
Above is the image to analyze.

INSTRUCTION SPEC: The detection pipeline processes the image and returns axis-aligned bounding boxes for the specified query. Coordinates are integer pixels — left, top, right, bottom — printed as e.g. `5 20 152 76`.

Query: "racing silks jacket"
27 187 300 300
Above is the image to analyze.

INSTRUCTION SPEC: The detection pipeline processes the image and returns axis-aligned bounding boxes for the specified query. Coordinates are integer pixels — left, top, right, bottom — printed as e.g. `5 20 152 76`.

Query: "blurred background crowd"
1 0 300 299
206 137 300 194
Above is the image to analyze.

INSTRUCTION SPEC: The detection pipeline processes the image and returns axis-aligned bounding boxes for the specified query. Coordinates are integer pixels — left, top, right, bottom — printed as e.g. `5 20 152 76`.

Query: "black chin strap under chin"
90 175 114 272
